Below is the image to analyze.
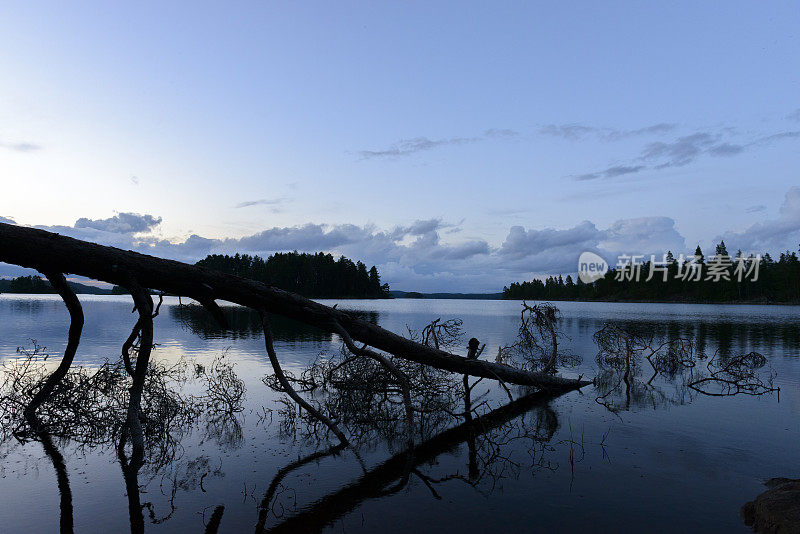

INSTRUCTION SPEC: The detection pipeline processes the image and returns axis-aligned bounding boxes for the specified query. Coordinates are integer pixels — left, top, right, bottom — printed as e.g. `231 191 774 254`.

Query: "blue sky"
1 2 799 291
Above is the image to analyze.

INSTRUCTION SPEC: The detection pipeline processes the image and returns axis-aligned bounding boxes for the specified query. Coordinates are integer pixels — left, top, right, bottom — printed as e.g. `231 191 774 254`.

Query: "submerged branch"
260 311 349 446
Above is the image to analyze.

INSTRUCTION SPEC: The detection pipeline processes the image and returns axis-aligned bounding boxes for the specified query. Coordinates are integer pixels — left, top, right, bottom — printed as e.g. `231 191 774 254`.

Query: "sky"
1 2 799 292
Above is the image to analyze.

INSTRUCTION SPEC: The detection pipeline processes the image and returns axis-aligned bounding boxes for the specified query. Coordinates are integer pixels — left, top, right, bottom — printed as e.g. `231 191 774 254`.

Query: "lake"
0 295 797 533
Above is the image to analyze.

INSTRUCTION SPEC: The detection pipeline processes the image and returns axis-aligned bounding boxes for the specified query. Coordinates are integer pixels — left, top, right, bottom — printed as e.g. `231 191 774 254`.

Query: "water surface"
0 295 797 533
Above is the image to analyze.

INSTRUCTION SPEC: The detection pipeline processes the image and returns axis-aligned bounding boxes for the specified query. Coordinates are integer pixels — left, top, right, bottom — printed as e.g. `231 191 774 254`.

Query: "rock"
742 478 800 533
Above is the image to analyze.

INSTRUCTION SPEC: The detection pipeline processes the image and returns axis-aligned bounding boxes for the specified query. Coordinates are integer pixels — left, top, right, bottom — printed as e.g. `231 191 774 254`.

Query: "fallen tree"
0 222 590 449
0 222 589 389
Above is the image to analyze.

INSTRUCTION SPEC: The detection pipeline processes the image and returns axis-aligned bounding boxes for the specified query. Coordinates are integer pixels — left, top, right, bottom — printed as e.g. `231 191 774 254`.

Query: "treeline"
195 251 390 299
503 242 800 303
0 275 110 295
0 275 52 293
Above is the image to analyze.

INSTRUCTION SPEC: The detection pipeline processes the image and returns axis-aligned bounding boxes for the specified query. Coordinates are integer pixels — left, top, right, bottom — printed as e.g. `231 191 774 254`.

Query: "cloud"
74 212 162 234
745 204 767 214
650 130 800 167
499 221 601 261
495 217 686 275
130 176 139 185
574 165 646 181
234 198 289 209
572 127 798 180
233 223 372 252
718 187 800 253
641 132 722 168
706 142 745 156
539 122 676 141
601 216 686 256
566 121 799 182
606 123 677 140
0 140 41 152
484 128 519 138
752 131 800 145
390 218 451 239
787 109 800 121
359 136 480 159
638 129 799 169
539 124 596 140
357 127 518 159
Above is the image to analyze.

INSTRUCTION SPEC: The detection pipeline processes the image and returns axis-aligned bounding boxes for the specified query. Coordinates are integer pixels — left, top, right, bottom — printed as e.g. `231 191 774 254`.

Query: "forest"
504 241 800 303
0 252 390 299
195 251 391 299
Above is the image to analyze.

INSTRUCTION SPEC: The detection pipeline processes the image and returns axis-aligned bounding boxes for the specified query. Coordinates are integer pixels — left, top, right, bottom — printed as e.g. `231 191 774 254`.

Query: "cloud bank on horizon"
3 187 800 293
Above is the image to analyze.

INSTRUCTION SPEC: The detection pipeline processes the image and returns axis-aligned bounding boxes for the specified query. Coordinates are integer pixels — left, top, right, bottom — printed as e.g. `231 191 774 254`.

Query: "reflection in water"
170 303 380 342
0 346 243 532
593 322 779 412
569 315 800 356
258 388 563 533
21 422 74 534
257 318 567 532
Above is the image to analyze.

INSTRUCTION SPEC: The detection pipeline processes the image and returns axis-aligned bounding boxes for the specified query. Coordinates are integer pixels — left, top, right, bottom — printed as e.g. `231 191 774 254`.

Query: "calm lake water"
0 295 798 533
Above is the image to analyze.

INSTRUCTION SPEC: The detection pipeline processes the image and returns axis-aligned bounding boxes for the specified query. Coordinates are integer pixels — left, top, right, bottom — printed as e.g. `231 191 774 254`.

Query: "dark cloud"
74 213 162 234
